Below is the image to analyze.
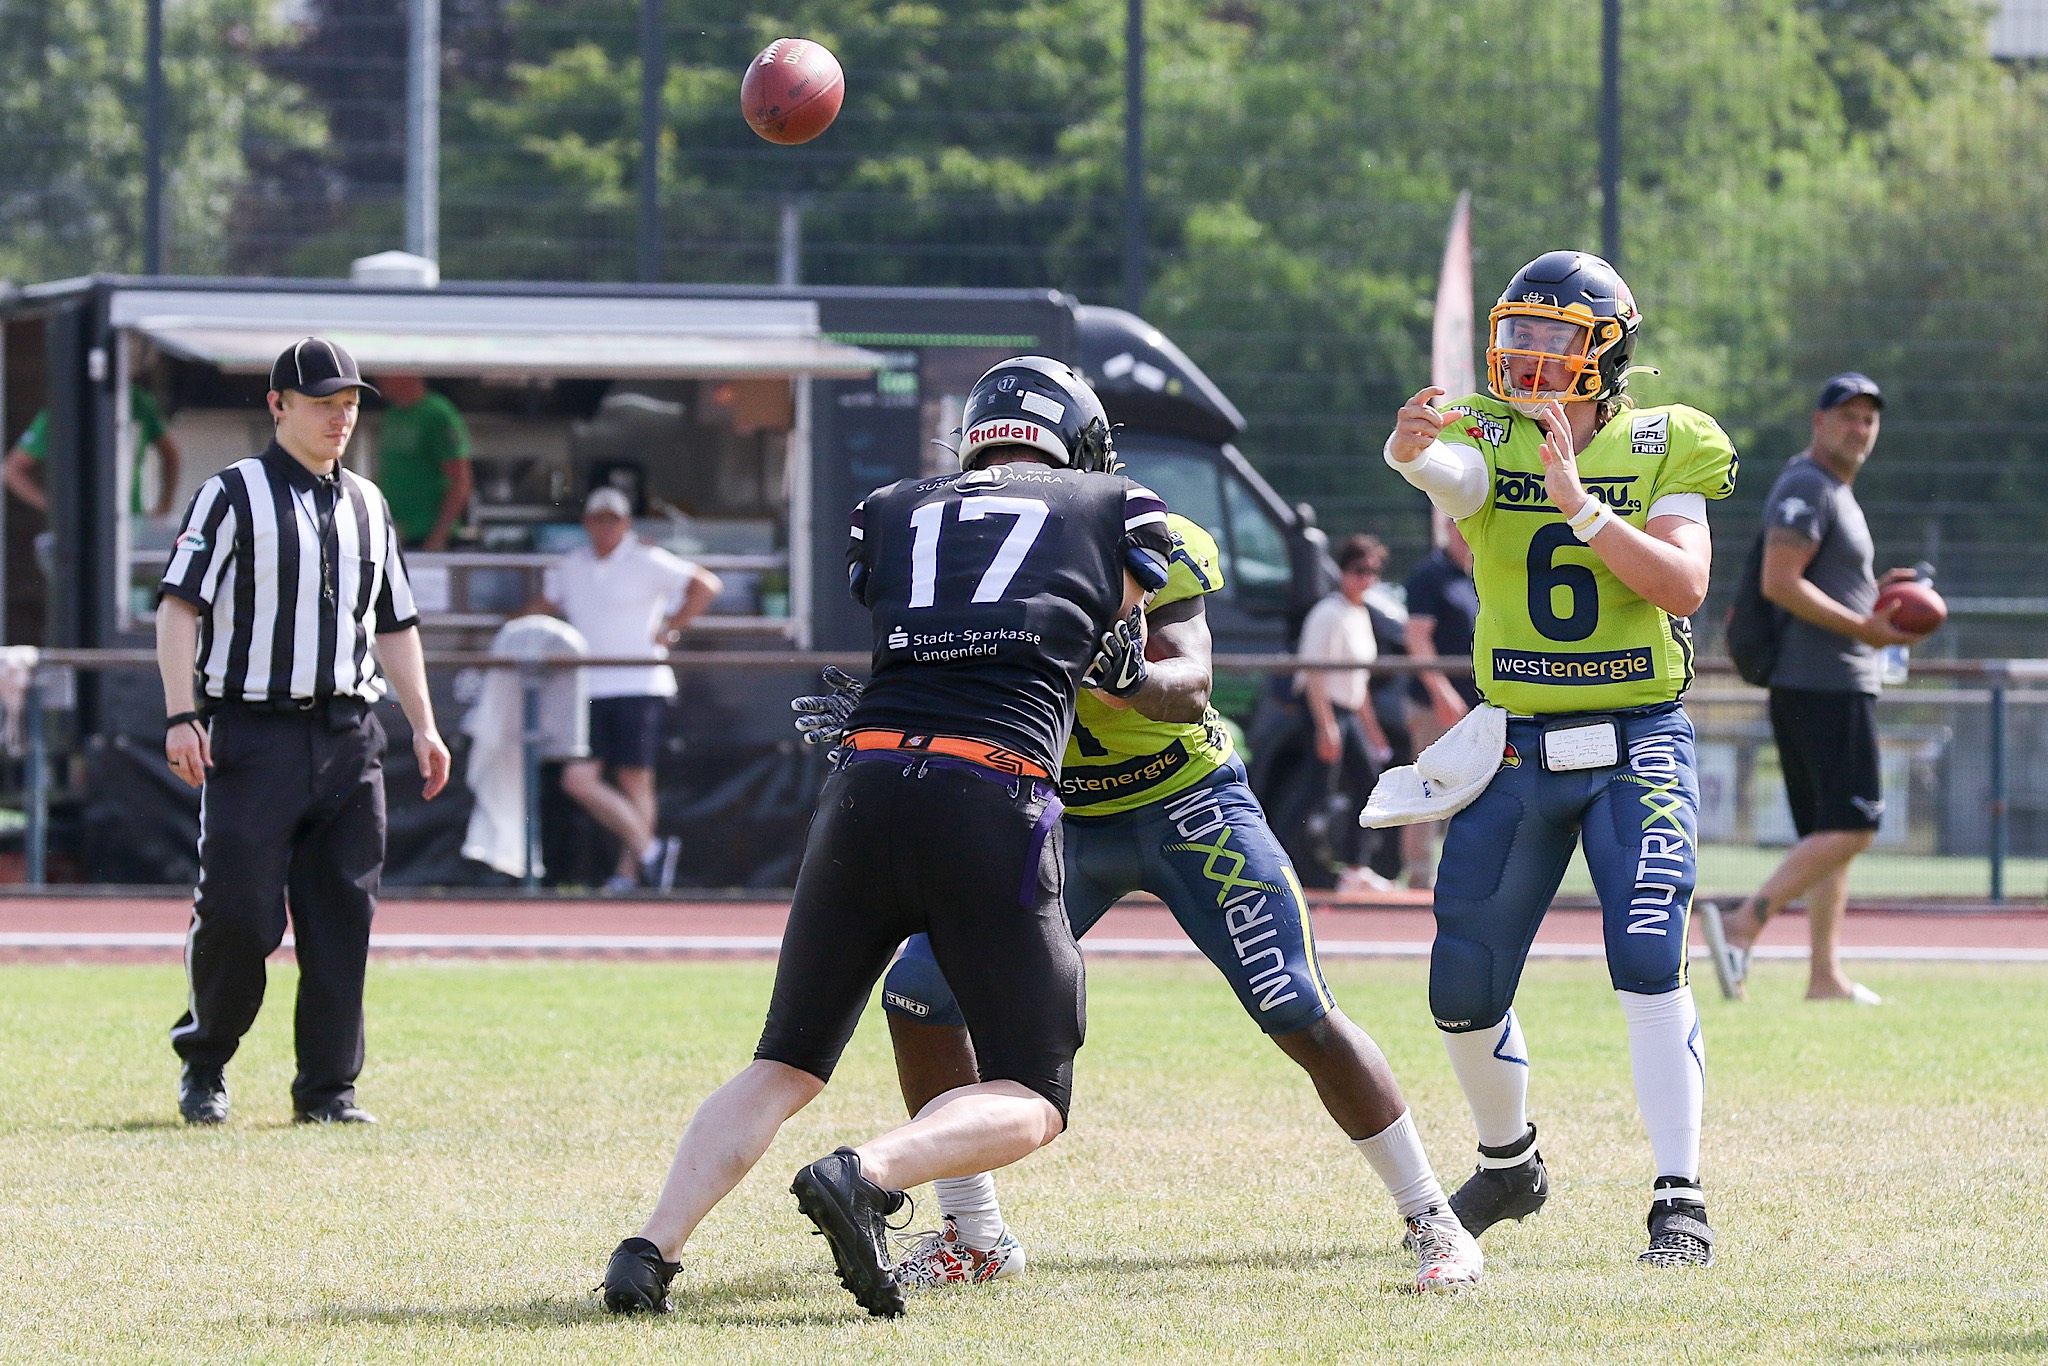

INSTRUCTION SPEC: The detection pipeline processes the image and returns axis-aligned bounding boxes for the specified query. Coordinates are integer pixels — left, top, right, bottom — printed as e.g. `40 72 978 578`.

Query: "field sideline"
0 958 2042 1363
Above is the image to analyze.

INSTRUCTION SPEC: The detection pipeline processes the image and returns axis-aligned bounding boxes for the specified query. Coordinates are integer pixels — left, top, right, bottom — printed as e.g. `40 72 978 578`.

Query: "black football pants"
170 704 387 1111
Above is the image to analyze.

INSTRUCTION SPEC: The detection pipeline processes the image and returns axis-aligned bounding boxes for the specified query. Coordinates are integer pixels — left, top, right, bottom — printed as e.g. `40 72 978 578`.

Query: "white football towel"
1360 702 1508 828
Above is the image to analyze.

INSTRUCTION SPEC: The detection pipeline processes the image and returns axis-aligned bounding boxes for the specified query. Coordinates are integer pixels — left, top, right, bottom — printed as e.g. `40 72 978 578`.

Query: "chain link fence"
2 650 2046 900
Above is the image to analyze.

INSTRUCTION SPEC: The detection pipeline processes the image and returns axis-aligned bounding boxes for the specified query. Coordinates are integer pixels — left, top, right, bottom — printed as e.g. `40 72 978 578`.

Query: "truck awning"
108 290 886 380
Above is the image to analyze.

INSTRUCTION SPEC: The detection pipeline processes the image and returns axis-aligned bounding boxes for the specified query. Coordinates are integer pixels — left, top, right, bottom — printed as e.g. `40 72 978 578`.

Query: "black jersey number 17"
907 495 1050 608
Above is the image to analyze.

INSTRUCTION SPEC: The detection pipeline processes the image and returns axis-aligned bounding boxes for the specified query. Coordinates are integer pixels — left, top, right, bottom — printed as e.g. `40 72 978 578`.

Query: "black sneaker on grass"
1448 1123 1550 1237
1639 1180 1714 1267
602 1236 682 1313
790 1147 909 1317
178 1063 229 1125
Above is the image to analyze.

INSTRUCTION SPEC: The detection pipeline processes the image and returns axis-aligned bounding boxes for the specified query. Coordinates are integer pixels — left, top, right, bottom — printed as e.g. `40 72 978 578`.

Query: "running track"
3 891 2045 964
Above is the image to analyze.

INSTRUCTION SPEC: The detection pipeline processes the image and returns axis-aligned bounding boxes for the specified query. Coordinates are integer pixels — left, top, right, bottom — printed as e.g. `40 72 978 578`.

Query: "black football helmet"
1486 251 1641 407
956 356 1118 473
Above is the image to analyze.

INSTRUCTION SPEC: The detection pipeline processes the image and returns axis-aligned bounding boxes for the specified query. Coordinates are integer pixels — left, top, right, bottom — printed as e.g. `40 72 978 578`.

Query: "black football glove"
790 666 865 745
1082 605 1149 699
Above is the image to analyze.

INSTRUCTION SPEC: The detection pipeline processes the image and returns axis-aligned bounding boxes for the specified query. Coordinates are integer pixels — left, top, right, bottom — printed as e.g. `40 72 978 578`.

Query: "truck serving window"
1223 473 1291 607
1116 437 1291 613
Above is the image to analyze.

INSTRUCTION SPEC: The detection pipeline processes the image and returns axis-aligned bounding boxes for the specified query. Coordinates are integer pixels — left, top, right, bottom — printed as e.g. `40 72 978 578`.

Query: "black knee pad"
1430 934 1510 1033
879 942 968 1028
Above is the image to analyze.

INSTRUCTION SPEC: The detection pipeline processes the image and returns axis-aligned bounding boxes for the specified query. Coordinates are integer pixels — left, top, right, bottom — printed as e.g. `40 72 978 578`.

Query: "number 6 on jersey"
907 495 1050 608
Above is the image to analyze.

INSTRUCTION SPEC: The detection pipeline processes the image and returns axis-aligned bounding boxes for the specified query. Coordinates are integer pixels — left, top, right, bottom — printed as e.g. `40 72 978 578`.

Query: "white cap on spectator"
584 487 633 518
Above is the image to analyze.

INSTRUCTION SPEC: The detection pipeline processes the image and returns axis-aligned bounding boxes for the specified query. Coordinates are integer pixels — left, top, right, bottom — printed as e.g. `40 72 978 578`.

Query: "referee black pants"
170 704 387 1110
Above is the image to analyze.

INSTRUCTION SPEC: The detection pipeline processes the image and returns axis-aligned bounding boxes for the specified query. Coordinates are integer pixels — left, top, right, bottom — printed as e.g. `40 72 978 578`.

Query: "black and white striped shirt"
160 442 419 705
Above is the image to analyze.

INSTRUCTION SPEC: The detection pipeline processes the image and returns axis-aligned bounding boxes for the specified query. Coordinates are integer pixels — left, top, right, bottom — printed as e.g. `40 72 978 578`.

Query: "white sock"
1617 987 1704 1181
639 838 662 865
1353 1110 1449 1220
934 1172 1004 1251
1440 1010 1531 1148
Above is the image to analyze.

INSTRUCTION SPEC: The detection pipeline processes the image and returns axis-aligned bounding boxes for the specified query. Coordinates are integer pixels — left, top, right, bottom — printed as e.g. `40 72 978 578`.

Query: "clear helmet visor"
1491 315 1595 403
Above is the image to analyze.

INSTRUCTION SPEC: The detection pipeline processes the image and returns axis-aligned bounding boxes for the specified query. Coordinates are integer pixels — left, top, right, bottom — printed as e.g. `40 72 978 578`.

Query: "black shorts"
1770 687 1882 837
586 695 668 769
754 752 1083 1119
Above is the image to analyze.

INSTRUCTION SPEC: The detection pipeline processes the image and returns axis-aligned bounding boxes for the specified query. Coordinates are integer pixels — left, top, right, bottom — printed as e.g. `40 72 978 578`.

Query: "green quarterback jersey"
1440 394 1737 715
1061 514 1236 816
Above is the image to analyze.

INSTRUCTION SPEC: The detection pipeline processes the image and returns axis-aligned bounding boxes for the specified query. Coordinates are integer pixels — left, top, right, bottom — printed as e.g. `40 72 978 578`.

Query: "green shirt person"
373 374 474 549
4 385 182 518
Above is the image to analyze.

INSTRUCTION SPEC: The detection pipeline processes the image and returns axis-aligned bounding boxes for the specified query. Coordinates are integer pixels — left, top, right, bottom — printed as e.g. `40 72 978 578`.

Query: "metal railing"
5 649 2046 901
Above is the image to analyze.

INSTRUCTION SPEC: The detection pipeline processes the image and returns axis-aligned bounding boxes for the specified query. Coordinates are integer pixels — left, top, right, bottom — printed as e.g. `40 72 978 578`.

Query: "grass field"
0 957 2042 1364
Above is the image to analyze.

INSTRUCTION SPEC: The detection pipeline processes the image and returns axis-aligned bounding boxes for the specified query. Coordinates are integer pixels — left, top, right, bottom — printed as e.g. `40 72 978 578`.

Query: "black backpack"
1724 529 1783 687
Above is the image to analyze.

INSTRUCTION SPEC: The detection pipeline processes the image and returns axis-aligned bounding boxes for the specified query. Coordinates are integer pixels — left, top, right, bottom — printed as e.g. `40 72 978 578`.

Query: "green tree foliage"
0 0 318 279
12 1 2047 596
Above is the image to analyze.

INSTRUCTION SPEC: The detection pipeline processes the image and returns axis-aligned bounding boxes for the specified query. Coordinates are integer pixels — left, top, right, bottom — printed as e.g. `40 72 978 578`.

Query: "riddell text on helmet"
967 421 1046 446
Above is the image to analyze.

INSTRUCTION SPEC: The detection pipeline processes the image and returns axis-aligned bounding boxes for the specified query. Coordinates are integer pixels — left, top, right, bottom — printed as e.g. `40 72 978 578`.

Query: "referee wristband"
1567 498 1615 543
165 711 201 730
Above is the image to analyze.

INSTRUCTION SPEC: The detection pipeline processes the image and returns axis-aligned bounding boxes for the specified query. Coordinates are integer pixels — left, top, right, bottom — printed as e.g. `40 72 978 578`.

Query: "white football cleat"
893 1217 1026 1288
1405 1207 1483 1293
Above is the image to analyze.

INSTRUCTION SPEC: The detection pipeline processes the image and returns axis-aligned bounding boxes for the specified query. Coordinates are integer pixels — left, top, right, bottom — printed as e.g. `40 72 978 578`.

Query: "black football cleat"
602 1236 682 1314
293 1098 378 1124
1448 1123 1550 1237
1639 1181 1715 1267
790 1147 909 1317
178 1063 229 1125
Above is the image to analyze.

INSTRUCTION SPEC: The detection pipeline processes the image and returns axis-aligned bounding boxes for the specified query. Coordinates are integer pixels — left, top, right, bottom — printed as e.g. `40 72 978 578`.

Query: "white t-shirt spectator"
543 534 698 699
1294 593 1378 711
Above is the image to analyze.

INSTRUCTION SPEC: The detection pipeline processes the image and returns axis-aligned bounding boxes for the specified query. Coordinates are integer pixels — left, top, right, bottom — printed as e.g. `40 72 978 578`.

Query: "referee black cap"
270 337 379 399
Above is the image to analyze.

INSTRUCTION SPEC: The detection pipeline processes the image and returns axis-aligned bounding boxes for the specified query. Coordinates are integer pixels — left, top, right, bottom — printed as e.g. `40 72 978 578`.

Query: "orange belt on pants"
840 728 1051 780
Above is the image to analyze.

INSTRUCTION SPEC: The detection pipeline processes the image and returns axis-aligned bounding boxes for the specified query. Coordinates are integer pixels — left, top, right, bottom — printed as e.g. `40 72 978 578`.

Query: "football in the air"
742 38 844 145
1875 580 1947 635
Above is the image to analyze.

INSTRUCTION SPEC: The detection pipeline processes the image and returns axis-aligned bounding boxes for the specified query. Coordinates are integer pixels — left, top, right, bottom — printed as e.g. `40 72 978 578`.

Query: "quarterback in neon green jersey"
853 512 1481 1292
1385 250 1731 1268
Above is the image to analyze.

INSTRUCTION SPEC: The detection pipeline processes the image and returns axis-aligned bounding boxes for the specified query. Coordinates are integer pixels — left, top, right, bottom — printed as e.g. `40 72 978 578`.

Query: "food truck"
0 268 1331 885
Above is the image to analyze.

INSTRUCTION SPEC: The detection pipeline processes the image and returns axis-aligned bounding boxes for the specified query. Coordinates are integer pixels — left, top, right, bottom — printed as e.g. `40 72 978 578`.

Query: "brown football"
741 38 845 145
1875 580 1946 635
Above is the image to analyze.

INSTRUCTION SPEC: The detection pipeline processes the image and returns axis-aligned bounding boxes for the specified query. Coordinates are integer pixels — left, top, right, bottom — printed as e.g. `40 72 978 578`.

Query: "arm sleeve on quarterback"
1384 433 1488 520
1121 483 1173 591
1646 492 1709 526
1651 407 1740 502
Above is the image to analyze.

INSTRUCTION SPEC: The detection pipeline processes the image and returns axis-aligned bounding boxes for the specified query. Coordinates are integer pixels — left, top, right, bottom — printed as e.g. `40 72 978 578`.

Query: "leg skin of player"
1270 1010 1409 1138
1439 1011 1532 1148
1617 987 1704 1181
887 1013 1009 1250
854 1081 1064 1191
637 1059 824 1258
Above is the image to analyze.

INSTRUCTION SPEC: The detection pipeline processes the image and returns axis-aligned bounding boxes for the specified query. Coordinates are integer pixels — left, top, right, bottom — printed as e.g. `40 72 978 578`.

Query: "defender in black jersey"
601 357 1173 1319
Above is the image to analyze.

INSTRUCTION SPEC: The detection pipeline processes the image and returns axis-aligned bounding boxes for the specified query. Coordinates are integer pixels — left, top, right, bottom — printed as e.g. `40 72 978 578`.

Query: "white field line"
0 931 2045 964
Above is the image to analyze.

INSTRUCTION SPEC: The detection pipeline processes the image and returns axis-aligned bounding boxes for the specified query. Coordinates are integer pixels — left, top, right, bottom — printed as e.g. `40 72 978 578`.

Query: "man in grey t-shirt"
1702 374 1928 1005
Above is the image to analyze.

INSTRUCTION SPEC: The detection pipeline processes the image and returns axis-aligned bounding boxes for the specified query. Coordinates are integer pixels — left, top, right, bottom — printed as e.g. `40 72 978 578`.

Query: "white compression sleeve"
1440 1011 1531 1149
1352 1110 1449 1220
1384 433 1488 520
1618 987 1705 1181
934 1172 1005 1251
1646 491 1708 525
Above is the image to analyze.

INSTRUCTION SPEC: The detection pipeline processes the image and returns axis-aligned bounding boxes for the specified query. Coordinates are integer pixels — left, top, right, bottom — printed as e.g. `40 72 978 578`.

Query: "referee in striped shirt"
156 337 452 1126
